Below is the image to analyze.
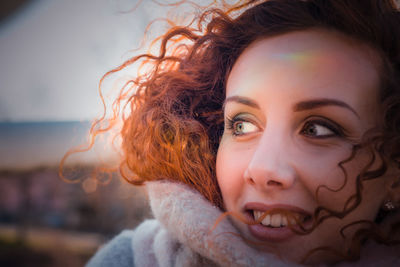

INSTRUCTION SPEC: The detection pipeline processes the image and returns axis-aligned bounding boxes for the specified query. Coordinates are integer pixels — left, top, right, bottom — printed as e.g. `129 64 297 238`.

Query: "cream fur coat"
87 181 400 267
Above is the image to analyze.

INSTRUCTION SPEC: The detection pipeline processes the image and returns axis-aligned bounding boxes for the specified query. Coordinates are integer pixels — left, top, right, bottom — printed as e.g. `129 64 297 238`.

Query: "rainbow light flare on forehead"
226 46 343 98
270 50 328 69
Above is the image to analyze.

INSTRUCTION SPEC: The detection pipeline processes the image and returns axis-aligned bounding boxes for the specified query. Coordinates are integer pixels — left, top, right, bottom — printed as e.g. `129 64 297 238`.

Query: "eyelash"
301 119 345 138
225 115 345 138
225 116 255 136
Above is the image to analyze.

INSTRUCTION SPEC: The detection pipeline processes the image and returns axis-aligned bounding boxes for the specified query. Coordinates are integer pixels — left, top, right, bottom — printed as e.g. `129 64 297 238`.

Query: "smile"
244 203 313 242
252 210 310 228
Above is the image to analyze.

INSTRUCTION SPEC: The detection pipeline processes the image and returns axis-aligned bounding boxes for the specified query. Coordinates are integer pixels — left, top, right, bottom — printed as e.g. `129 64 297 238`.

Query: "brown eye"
301 121 336 138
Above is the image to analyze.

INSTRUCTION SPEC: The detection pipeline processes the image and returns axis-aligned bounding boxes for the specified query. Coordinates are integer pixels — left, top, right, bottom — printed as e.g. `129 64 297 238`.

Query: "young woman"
86 0 400 265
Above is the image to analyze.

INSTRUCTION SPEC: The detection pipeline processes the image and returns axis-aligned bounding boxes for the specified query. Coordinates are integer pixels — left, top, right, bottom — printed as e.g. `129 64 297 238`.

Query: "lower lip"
245 212 309 242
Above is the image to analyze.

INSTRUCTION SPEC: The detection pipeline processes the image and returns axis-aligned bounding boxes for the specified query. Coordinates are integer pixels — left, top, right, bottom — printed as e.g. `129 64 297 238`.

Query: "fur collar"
131 180 400 266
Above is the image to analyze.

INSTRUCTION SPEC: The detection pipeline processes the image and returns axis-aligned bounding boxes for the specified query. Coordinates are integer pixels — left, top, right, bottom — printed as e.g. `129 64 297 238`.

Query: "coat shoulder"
86 230 135 267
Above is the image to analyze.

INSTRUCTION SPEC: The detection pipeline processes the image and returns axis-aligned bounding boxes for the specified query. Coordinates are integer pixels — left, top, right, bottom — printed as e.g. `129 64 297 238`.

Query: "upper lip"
244 202 312 217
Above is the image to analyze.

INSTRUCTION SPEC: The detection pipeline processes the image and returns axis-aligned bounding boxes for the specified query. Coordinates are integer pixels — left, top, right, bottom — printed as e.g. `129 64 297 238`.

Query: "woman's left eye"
301 120 341 138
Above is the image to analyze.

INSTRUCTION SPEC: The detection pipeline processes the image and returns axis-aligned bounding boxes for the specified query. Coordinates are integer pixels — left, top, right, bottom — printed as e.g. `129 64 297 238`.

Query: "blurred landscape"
1 0 198 266
0 121 152 267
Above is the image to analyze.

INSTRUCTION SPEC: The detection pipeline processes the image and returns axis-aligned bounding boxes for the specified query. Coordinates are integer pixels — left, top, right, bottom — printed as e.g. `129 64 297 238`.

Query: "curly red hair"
64 0 400 262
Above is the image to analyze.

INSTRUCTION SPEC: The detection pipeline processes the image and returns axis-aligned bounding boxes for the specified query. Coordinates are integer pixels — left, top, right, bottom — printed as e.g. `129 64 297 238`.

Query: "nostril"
267 180 282 186
247 177 256 185
244 169 256 185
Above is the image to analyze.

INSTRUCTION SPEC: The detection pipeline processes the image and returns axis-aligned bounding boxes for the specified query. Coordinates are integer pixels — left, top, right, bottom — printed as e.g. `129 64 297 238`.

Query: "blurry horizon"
0 120 117 169
0 0 212 170
0 1 203 266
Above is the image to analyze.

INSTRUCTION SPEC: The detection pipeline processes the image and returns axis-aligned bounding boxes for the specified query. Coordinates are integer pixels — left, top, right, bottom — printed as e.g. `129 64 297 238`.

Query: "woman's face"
216 29 393 263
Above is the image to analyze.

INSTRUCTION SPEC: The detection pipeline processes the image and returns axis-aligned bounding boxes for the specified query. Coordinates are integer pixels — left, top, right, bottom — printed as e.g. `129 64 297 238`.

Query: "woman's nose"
244 132 297 191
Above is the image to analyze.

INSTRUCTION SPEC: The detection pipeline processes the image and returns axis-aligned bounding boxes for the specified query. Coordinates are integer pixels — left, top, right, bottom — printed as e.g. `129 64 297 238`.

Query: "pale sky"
0 0 190 122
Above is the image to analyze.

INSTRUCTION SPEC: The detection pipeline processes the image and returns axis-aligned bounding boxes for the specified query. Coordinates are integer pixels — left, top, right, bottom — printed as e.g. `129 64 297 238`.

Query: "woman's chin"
234 221 344 265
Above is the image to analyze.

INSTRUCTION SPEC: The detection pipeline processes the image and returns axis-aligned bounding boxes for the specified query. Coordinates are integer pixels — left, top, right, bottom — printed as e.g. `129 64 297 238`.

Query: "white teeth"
270 214 281 227
262 214 271 226
254 211 262 221
289 214 302 225
282 215 288 226
252 210 306 227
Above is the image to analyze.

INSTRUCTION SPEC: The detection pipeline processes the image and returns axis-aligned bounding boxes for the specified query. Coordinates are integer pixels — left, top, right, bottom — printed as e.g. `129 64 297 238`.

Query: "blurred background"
0 0 200 265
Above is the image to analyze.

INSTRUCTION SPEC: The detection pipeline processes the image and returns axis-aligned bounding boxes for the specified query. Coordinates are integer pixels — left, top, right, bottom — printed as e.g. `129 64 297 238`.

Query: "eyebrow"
293 98 360 118
223 96 260 109
224 96 359 118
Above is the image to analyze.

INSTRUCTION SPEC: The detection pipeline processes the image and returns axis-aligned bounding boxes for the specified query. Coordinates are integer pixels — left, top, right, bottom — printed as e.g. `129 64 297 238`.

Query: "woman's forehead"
225 30 381 124
229 29 380 84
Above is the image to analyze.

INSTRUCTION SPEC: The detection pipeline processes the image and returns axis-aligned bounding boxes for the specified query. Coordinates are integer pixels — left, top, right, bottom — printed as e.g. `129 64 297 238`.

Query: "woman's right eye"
226 117 259 136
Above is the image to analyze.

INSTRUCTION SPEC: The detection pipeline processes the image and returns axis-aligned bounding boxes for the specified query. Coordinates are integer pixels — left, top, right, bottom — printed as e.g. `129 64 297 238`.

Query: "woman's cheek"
216 139 248 208
293 146 357 206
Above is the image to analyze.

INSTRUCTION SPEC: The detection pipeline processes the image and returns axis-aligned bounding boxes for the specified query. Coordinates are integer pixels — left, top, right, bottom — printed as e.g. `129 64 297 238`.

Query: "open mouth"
249 210 312 228
244 204 314 241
